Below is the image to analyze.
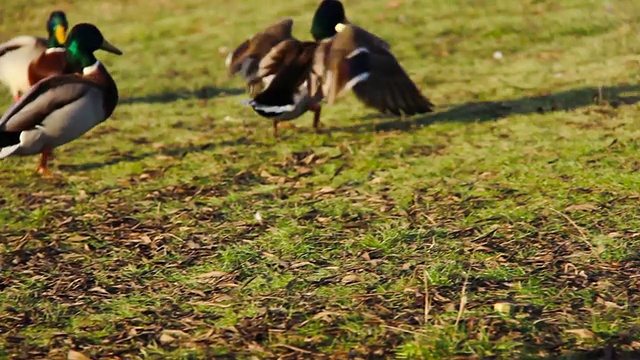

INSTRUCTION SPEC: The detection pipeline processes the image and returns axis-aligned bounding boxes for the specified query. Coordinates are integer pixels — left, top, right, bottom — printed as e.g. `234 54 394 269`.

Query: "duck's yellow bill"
100 39 123 55
55 25 66 44
335 23 347 33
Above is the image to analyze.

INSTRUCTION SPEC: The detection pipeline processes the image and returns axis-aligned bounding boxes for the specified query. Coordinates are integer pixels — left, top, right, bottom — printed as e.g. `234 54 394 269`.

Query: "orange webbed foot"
36 148 56 177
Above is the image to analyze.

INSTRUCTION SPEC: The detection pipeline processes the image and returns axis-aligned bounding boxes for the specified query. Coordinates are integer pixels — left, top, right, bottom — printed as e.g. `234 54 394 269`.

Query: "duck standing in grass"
227 0 434 137
0 11 69 102
0 23 123 176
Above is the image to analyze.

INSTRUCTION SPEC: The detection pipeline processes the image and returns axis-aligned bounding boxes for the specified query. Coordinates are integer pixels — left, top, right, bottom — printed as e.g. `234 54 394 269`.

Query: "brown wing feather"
226 18 295 78
348 24 391 51
360 54 434 115
326 25 434 115
256 40 308 79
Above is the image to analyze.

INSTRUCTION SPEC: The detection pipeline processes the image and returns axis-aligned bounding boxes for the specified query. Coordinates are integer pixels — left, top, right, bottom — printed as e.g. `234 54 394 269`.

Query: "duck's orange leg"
13 94 21 102
36 147 54 176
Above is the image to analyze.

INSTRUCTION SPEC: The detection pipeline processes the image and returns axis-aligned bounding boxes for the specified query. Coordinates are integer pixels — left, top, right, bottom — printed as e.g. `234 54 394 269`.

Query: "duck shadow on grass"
118 86 244 105
334 84 640 133
56 136 260 172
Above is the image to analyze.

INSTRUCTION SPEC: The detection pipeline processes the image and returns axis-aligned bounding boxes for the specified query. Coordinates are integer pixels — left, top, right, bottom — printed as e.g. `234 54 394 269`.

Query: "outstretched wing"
323 24 434 115
225 19 295 81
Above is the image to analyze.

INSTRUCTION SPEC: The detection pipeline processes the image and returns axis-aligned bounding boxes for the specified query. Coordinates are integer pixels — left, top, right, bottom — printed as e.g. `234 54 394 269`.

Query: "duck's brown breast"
27 49 74 85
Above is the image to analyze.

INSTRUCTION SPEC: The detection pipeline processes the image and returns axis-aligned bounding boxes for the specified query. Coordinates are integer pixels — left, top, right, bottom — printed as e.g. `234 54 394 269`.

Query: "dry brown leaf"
564 203 597 212
162 329 190 338
296 167 313 176
301 153 318 165
138 234 152 244
75 190 89 200
196 271 228 279
260 170 275 178
312 311 343 323
88 287 110 295
478 171 494 179
68 350 92 360
189 301 234 307
494 302 515 315
566 328 596 339
341 274 364 284
290 261 313 269
66 235 90 242
218 282 240 288
316 187 336 195
159 333 176 344
596 297 624 309
155 154 173 160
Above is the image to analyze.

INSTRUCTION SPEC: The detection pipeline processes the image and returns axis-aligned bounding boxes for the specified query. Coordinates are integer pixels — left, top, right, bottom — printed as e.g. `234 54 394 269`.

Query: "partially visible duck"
0 11 69 102
0 23 123 176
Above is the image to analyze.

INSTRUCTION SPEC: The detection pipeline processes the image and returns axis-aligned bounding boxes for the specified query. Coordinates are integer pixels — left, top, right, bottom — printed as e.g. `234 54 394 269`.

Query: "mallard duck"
244 22 434 136
0 23 122 176
0 11 69 102
225 0 347 136
225 0 350 95
28 22 122 89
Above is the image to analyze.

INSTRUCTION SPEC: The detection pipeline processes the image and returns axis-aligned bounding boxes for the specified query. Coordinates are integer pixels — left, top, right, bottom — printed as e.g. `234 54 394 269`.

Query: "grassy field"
2 0 640 358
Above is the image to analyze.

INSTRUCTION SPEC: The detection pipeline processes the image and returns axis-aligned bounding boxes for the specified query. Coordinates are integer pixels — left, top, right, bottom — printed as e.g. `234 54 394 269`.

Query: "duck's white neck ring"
83 61 101 75
44 47 66 54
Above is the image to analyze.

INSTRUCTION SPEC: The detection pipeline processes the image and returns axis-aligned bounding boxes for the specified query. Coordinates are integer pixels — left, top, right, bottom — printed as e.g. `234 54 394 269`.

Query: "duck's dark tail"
245 76 298 118
244 42 317 118
245 93 297 118
0 132 21 159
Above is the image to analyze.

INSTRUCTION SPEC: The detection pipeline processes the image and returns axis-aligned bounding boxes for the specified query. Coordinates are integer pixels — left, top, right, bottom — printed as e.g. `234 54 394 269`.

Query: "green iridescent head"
64 23 123 68
310 0 347 41
46 11 69 48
